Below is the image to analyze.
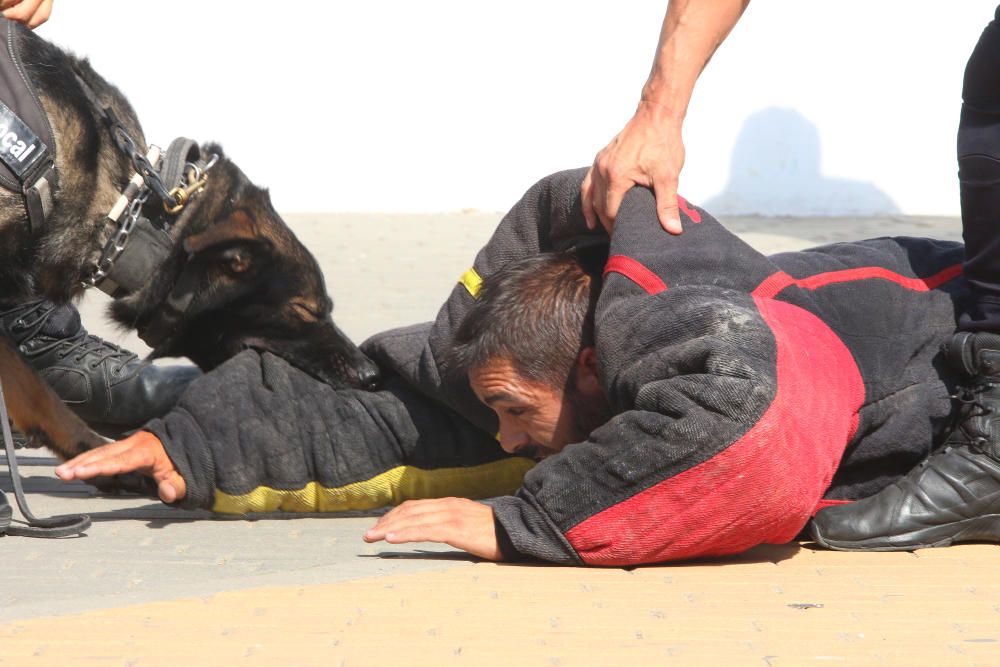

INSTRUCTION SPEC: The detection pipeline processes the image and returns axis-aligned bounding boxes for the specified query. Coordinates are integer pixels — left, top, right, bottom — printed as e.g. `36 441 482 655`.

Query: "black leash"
70 66 180 210
0 375 91 538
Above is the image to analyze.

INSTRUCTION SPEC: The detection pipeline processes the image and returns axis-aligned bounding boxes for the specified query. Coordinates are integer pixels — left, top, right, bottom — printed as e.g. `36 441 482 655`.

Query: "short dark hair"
448 252 601 389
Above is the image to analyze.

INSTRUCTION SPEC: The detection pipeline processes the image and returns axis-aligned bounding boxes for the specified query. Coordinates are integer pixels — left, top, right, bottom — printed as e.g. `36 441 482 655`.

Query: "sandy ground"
4 212 997 666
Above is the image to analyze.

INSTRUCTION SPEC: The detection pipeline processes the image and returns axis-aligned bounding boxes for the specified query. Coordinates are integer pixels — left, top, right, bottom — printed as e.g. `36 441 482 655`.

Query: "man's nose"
498 423 530 455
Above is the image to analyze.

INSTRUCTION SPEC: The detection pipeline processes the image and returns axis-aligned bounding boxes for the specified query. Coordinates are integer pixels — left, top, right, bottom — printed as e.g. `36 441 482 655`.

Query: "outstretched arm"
55 350 529 515
582 0 749 234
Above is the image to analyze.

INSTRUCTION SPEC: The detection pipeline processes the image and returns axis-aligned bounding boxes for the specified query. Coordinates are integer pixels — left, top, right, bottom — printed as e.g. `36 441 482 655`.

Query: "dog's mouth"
235 334 381 390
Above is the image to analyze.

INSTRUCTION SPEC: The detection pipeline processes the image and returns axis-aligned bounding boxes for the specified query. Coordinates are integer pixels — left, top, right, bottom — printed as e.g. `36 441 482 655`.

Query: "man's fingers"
55 436 154 481
158 478 180 504
652 175 683 235
59 448 151 480
380 523 451 545
54 431 186 502
1 0 47 25
365 499 451 541
26 0 52 28
65 440 149 471
55 442 142 480
0 3 29 20
581 168 598 231
363 498 501 560
601 181 630 233
365 514 447 544
364 501 419 540
365 499 470 542
589 156 621 235
660 209 683 235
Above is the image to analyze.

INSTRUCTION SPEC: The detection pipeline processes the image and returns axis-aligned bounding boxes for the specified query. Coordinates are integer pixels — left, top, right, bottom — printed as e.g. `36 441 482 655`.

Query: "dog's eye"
221 248 252 274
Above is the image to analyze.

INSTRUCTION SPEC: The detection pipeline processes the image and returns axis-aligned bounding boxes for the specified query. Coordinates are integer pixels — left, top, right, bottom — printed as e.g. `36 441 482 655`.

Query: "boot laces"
949 381 997 454
2 299 53 334
2 299 138 375
52 333 137 373
950 382 994 416
917 444 955 470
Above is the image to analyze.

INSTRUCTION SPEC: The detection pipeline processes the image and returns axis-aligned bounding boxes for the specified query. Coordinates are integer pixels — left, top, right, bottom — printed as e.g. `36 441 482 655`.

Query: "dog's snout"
355 362 382 390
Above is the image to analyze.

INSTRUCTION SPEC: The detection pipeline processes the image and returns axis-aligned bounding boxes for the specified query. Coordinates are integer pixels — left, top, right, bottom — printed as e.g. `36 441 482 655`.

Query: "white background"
38 1 998 216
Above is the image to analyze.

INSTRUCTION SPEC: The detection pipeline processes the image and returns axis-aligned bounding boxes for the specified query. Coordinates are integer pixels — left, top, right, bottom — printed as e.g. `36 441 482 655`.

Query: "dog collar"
71 65 218 297
84 138 217 297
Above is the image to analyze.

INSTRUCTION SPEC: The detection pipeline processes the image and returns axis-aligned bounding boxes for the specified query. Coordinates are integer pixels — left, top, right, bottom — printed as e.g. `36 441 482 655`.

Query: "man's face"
469 354 609 461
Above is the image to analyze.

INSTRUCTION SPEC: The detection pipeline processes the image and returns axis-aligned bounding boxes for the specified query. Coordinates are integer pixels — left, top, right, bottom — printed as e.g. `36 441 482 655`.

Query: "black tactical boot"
0 299 201 438
811 331 1000 551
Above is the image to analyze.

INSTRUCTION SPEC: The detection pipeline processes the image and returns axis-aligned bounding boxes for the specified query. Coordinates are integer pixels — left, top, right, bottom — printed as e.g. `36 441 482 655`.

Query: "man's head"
449 252 611 460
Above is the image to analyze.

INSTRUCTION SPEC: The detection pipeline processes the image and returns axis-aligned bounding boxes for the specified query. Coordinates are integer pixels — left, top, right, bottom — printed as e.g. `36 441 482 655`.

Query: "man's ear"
574 347 602 396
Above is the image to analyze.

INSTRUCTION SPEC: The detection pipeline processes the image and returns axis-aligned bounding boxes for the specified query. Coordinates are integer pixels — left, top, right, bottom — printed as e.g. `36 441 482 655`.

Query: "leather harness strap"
0 18 56 234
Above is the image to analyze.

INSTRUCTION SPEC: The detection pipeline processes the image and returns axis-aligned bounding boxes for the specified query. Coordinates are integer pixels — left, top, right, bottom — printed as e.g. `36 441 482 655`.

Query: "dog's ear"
183 210 257 254
183 211 273 274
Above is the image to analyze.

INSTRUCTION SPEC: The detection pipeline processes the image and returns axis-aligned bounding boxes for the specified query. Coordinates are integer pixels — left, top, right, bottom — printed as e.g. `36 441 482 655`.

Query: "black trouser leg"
959 5 1000 330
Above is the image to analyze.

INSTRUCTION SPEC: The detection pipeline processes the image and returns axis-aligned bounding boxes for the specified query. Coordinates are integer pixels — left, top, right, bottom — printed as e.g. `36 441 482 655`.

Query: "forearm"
146 349 529 513
581 1 749 233
642 0 750 120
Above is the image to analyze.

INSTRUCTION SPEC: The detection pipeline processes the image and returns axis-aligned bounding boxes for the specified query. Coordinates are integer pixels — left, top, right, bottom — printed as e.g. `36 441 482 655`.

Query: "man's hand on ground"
581 101 686 236
1 0 52 28
363 497 503 561
55 431 187 503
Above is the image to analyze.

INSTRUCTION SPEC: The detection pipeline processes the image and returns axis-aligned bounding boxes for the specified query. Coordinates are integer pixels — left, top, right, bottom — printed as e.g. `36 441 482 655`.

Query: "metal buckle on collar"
164 153 218 215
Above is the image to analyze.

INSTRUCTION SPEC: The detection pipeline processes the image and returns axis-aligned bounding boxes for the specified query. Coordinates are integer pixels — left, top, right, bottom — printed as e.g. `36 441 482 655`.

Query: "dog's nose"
356 363 381 390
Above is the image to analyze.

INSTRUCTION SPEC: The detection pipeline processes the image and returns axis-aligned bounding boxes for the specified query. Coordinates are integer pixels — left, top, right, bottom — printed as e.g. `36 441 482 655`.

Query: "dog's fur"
0 25 378 461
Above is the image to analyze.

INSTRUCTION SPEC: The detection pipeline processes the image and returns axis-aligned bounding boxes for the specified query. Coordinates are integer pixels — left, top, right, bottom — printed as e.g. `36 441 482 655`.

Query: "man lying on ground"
55 168 1000 565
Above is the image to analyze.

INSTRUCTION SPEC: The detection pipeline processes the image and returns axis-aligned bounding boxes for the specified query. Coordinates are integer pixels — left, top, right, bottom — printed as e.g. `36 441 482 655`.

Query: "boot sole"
811 514 1000 551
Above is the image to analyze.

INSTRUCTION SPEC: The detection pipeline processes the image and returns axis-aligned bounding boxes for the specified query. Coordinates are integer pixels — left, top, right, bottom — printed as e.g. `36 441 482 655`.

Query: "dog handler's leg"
958 5 1000 330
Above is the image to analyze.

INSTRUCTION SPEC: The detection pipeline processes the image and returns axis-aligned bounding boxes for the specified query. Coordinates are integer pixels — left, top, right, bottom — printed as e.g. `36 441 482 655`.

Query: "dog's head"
110 147 381 389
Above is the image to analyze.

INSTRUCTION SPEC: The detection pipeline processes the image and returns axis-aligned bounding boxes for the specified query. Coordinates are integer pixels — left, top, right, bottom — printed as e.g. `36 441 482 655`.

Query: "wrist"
639 50 697 121
633 98 686 129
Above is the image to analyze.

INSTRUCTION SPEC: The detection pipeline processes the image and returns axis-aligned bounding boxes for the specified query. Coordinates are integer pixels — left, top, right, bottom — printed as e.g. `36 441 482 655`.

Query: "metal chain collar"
82 148 215 290
83 183 152 288
82 144 162 289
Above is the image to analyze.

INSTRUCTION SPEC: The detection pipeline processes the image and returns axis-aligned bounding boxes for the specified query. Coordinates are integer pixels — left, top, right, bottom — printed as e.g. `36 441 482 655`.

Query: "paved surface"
4 212 995 666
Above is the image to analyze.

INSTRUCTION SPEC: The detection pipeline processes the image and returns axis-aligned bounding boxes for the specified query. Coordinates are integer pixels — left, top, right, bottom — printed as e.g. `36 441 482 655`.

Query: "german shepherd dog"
0 24 380 462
